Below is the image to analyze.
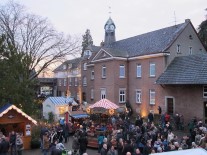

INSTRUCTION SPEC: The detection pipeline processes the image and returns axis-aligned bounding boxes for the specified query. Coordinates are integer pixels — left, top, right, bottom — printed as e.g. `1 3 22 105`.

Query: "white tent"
42 97 78 120
151 148 207 155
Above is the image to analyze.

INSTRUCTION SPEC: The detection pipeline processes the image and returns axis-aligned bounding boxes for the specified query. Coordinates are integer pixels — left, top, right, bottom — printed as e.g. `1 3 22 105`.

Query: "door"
166 98 174 115
204 102 207 123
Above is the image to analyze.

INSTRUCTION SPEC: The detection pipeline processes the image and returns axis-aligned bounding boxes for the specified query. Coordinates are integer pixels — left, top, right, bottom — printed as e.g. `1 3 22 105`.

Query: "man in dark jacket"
0 136 10 155
9 131 16 155
100 143 107 155
78 134 88 155
148 112 154 123
62 121 69 143
123 140 134 155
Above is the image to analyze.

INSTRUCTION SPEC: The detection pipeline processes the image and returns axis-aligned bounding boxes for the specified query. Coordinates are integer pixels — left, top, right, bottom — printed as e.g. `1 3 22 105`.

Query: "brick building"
81 17 207 123
53 58 82 103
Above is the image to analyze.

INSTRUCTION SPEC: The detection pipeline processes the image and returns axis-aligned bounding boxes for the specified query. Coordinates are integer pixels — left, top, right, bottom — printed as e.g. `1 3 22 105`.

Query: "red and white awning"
89 99 119 109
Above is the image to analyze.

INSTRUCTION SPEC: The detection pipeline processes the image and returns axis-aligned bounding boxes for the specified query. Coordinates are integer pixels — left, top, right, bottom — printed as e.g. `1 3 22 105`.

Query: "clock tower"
104 17 116 46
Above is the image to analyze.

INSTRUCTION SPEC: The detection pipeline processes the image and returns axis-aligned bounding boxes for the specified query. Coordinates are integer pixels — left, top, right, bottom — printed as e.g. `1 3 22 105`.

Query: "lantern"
86 107 91 114
109 109 114 115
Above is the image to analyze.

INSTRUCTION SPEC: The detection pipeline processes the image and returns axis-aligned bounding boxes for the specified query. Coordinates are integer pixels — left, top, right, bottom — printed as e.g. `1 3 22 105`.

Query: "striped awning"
89 99 119 109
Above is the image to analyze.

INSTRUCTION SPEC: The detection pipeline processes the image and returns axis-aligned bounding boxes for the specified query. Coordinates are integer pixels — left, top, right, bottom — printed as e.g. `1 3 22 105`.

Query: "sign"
26 124 31 136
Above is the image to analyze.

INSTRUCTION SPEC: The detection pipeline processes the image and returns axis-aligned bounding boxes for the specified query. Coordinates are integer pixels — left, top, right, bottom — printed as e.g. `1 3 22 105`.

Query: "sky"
1 0 207 46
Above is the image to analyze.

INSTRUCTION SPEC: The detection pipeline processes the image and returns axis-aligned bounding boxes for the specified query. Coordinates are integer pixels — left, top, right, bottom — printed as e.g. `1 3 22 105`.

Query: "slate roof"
47 97 78 106
104 21 189 58
102 47 129 57
156 54 207 84
53 57 82 72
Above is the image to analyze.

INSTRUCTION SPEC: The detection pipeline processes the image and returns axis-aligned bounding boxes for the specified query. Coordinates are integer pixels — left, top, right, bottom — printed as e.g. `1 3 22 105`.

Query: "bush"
30 125 41 149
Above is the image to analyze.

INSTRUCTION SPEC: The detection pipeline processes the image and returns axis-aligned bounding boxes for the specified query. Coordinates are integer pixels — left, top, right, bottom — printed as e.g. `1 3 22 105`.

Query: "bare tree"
0 1 81 80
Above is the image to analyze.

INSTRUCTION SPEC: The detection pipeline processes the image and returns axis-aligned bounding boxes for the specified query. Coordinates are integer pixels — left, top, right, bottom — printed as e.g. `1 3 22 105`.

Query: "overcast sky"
2 0 207 45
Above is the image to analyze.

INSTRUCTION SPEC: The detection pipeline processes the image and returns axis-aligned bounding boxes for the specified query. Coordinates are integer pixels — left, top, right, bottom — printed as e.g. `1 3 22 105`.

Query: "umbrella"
89 99 119 109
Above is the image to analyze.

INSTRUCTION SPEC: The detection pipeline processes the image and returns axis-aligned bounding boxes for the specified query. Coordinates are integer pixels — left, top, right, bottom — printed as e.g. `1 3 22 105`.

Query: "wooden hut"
0 104 37 149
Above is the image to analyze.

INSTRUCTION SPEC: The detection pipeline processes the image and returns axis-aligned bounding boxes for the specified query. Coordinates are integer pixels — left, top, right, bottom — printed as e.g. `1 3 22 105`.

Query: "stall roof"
48 97 78 106
0 104 37 125
71 114 89 119
150 148 207 155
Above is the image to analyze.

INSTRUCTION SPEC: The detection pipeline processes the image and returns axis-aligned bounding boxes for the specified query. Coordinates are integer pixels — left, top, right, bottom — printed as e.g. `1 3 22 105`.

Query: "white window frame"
150 63 155 77
75 77 78 86
63 78 67 86
150 89 155 105
177 44 181 53
136 89 142 103
189 46 193 55
83 63 87 70
91 70 94 80
119 65 125 78
69 77 72 86
204 86 207 98
100 88 106 99
91 89 94 99
59 79 62 86
119 88 126 103
136 64 142 78
102 66 106 78
83 76 87 86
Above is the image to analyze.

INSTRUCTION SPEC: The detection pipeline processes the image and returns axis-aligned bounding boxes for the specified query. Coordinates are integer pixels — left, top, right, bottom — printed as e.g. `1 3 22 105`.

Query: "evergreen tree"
198 9 207 49
81 29 93 56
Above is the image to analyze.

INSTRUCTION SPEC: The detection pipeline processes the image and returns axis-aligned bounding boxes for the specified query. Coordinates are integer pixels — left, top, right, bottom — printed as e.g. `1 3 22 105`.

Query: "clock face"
110 25 115 30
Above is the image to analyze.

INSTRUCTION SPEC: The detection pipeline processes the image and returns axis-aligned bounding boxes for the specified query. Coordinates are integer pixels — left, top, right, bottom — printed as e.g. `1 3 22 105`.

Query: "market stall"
0 104 37 149
85 99 119 148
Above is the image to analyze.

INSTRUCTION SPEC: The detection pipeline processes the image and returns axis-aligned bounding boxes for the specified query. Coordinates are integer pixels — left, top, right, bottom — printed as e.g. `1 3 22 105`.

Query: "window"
189 47 192 55
91 70 94 80
119 88 126 103
75 77 78 86
63 78 67 86
119 65 125 78
150 89 155 105
136 89 142 103
150 63 155 77
91 89 94 99
63 65 66 70
59 79 62 86
83 63 87 70
83 76 87 86
177 44 181 53
102 65 106 78
69 78 72 86
137 64 142 77
84 50 92 56
101 88 106 99
204 86 207 98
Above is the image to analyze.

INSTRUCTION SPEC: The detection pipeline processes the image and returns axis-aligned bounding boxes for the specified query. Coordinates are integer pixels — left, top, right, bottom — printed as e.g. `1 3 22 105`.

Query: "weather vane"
174 11 177 26
108 6 112 17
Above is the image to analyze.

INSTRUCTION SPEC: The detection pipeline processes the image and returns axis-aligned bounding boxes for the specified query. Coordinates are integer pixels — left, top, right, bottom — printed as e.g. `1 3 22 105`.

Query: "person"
117 138 124 155
98 133 105 153
107 145 117 155
42 132 50 155
62 121 69 143
133 148 142 155
174 114 180 130
0 135 10 155
126 152 131 155
72 133 80 155
122 140 134 155
78 133 88 155
100 143 107 155
9 131 17 155
148 111 154 123
16 133 24 155
158 106 162 115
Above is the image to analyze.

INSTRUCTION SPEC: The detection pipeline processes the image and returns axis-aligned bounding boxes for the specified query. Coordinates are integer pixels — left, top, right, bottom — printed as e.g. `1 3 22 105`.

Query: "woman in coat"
16 133 24 155
72 134 80 155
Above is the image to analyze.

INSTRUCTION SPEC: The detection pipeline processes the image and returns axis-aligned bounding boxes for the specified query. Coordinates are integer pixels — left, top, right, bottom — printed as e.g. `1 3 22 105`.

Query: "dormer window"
83 63 87 70
63 65 66 70
177 44 181 53
84 50 92 56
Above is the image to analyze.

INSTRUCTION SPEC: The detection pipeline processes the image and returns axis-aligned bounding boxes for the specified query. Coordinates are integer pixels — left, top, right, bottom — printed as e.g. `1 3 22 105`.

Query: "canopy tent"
89 99 119 109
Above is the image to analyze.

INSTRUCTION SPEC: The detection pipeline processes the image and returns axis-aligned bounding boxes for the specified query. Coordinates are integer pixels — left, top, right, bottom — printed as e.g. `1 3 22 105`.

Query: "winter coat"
107 149 118 155
9 134 16 146
78 136 88 151
100 147 108 155
43 134 50 150
0 138 10 153
16 136 24 151
72 136 80 150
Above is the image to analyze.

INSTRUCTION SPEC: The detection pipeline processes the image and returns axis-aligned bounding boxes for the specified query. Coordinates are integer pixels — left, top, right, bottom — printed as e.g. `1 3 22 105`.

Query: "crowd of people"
0 130 24 155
